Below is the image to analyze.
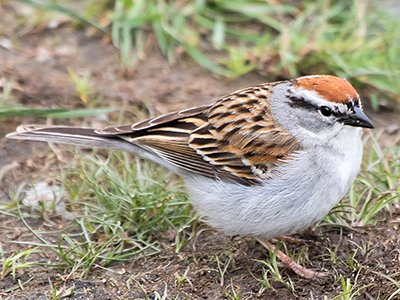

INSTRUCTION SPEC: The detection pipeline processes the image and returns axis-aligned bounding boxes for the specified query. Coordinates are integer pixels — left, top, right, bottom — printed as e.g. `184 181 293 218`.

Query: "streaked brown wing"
189 86 302 182
97 85 302 185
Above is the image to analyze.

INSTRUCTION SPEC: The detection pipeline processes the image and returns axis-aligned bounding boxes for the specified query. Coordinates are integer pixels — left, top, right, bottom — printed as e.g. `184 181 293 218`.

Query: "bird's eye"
320 106 332 117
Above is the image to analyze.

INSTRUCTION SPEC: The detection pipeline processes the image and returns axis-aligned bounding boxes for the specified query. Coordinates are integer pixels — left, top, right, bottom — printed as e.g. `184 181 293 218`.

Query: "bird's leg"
255 237 330 280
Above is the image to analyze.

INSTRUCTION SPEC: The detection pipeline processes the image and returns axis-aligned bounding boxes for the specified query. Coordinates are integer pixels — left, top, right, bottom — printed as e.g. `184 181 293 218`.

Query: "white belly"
185 127 363 239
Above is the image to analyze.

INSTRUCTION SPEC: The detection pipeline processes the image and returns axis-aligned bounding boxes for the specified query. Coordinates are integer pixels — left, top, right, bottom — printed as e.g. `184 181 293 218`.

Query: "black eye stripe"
287 94 347 118
287 95 317 110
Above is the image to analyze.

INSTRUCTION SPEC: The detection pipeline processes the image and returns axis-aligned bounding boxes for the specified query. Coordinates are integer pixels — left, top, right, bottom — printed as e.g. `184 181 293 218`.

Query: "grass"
253 241 295 292
330 272 372 300
372 271 400 300
222 279 243 300
0 65 117 119
1 0 398 122
0 246 39 280
0 66 117 118
48 278 75 300
67 68 96 106
215 251 234 286
67 152 196 250
10 0 400 104
4 150 195 279
128 278 170 300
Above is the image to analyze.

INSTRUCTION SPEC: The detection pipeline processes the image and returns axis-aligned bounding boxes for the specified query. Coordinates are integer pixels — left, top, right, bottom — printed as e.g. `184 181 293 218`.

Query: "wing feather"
116 85 302 185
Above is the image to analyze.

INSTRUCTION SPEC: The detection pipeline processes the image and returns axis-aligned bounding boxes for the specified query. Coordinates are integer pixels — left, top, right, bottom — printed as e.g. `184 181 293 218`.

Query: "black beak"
342 107 374 129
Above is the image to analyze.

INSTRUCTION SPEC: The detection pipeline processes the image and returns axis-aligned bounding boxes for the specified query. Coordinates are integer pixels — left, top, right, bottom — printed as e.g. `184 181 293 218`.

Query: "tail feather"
6 125 143 154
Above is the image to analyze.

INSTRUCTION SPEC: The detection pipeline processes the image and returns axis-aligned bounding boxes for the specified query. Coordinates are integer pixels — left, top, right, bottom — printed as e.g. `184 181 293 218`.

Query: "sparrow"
6 75 374 279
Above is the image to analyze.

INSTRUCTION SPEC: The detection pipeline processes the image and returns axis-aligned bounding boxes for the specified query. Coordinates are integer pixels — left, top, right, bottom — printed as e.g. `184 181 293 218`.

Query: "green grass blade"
16 0 107 33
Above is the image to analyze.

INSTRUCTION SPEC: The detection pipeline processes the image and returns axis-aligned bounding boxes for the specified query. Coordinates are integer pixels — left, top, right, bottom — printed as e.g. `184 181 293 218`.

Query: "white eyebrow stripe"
289 87 349 112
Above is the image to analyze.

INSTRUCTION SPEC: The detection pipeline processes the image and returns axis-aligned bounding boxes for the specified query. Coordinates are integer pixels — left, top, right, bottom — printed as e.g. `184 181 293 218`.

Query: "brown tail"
6 125 143 154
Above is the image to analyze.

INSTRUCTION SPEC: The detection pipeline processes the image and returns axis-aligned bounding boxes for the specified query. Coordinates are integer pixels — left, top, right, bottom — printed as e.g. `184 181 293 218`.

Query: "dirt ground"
1 8 400 300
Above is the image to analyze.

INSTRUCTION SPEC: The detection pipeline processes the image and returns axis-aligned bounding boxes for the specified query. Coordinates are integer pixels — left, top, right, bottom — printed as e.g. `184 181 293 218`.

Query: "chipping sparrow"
6 75 374 278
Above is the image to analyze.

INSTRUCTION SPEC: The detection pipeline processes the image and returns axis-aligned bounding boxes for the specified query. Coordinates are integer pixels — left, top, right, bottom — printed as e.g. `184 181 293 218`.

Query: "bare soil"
1 7 400 300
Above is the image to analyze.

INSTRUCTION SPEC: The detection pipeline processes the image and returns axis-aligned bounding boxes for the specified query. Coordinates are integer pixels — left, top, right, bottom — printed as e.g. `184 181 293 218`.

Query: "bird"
6 75 374 279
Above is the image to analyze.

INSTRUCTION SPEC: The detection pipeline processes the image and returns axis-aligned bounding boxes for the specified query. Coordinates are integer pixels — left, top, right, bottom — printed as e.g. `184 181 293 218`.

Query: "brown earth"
1 6 400 300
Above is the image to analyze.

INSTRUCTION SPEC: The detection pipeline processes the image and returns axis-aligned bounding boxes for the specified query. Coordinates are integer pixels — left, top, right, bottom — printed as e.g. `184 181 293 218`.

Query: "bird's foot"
256 237 330 280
